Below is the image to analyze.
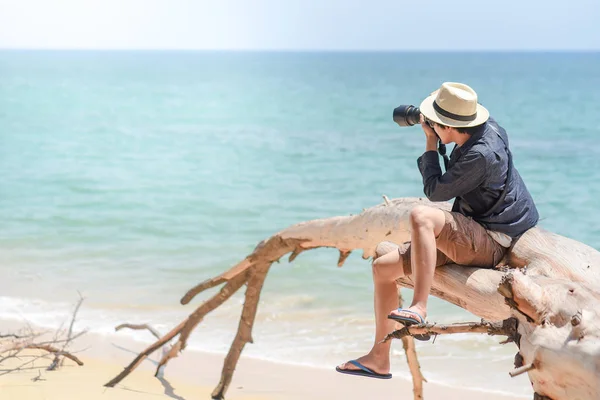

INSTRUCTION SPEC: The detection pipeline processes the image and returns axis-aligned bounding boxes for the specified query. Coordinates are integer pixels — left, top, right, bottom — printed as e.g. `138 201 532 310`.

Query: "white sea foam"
0 292 531 396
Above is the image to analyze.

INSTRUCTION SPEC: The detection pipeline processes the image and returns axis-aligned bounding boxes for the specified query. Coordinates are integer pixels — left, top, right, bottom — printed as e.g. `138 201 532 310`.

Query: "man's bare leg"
337 242 411 374
389 205 446 321
337 206 446 373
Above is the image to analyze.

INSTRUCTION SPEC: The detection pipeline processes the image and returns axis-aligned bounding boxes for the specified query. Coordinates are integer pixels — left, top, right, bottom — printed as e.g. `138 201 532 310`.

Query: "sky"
0 0 599 51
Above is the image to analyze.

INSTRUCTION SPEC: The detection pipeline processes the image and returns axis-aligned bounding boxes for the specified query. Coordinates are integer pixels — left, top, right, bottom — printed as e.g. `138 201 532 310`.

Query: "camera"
393 104 449 169
392 105 422 127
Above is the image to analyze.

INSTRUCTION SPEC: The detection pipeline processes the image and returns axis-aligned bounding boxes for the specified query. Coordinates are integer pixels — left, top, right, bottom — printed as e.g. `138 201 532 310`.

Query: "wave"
0 293 530 396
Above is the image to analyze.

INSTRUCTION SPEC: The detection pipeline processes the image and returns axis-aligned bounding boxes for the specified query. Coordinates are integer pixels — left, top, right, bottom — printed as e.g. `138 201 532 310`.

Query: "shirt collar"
452 122 487 157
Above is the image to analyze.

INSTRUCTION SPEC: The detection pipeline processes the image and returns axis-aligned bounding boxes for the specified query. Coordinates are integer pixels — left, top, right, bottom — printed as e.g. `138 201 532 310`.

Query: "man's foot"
336 354 390 376
388 305 427 322
387 306 430 341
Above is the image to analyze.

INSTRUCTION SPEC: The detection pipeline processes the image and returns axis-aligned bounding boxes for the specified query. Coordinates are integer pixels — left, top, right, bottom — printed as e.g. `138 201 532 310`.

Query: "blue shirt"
417 117 539 238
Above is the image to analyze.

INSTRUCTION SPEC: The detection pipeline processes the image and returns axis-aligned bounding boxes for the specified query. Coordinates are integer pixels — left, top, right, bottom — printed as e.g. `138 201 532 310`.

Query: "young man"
336 82 539 379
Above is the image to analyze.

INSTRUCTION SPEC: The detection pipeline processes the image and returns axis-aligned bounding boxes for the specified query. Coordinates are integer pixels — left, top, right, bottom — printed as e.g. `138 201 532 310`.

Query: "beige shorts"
398 211 507 275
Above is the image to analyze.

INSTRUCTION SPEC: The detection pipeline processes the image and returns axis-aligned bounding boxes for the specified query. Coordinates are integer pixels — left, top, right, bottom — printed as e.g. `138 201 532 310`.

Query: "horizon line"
1 47 599 53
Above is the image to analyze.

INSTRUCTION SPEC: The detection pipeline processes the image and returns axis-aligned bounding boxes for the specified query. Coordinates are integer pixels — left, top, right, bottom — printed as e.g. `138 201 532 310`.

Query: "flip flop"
335 360 392 379
387 308 431 341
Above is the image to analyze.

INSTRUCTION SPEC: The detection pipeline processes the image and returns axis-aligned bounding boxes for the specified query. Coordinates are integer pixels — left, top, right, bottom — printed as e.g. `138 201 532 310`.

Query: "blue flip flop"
335 360 392 379
387 309 431 341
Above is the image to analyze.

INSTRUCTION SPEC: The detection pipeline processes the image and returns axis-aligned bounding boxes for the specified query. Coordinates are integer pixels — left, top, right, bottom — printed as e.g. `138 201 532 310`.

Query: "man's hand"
420 115 438 152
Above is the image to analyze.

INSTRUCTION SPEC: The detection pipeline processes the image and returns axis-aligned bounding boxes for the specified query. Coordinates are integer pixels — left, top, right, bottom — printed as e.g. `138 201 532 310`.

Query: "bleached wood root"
383 318 518 342
105 197 600 399
401 335 426 400
395 289 426 400
20 344 84 366
115 324 163 340
104 271 249 387
115 323 170 377
211 263 271 399
1 296 86 375
498 271 600 400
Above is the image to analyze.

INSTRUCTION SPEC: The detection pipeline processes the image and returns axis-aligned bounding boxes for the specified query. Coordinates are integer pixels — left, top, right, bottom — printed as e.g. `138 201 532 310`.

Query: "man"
336 82 539 379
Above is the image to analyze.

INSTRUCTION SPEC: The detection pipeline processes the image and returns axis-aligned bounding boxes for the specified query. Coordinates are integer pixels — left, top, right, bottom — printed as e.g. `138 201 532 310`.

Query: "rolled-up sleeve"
417 150 487 202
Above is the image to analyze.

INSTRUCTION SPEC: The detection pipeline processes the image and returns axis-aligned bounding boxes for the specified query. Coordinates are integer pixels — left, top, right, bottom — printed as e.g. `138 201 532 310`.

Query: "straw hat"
419 82 489 128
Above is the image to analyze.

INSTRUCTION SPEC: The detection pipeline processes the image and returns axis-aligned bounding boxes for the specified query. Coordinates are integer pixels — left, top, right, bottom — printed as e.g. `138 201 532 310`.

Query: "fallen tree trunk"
105 197 600 400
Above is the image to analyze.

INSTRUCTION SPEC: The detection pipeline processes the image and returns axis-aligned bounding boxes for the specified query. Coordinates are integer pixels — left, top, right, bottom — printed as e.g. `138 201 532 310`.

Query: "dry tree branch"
0 342 84 376
24 344 83 366
0 294 86 377
48 293 85 371
382 318 519 343
105 270 250 388
0 333 27 339
115 324 163 340
114 323 170 377
396 289 426 400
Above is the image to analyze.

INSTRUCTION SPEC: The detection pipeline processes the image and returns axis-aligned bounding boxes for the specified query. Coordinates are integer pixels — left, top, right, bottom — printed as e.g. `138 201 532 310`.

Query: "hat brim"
419 93 489 128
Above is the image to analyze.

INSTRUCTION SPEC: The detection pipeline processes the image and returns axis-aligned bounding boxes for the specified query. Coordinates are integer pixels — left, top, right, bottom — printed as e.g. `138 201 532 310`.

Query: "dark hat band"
433 101 477 122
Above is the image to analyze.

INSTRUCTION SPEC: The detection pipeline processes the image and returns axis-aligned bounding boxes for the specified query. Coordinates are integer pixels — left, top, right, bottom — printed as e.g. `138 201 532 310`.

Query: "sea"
1 50 599 397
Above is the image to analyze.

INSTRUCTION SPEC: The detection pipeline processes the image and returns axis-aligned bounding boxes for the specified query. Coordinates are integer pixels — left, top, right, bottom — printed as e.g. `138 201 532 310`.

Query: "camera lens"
393 105 421 127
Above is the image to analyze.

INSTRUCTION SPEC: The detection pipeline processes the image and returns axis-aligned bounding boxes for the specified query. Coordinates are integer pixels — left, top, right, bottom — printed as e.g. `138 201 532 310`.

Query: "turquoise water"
1 51 599 395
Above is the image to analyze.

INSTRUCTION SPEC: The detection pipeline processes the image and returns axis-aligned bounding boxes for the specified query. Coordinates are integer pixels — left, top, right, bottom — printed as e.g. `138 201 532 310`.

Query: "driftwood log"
105 197 600 400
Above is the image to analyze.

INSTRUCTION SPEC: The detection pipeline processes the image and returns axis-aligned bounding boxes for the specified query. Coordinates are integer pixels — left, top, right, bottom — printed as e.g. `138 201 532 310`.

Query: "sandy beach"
0 319 528 400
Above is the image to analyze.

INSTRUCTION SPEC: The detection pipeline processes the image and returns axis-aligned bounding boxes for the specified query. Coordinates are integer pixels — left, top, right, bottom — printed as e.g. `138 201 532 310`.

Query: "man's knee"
410 205 435 230
372 242 410 282
410 205 447 237
372 257 400 283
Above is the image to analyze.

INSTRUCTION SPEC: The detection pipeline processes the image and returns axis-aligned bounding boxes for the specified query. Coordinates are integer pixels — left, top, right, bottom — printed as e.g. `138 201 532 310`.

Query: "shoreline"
0 318 530 400
0 291 532 397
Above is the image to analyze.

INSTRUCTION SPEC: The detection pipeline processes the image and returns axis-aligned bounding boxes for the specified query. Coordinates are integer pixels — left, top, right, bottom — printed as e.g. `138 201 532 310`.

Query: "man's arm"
417 150 487 202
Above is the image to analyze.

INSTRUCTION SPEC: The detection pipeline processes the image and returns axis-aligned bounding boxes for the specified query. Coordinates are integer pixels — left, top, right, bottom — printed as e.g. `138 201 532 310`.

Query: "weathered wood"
3 344 84 366
401 334 426 400
397 289 426 400
499 271 600 399
509 362 535 378
1 297 86 377
211 263 271 399
383 318 518 342
105 197 600 400
115 324 162 340
104 271 249 387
